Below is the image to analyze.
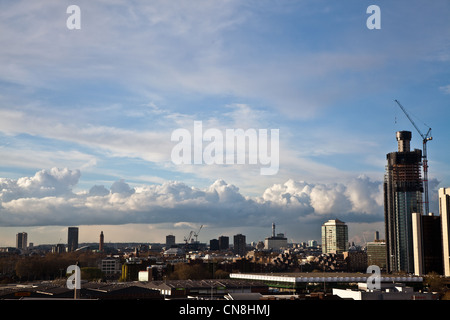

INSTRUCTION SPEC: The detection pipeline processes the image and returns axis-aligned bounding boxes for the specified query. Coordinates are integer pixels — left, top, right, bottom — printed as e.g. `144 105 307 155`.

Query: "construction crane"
193 225 203 243
395 99 433 215
184 231 194 244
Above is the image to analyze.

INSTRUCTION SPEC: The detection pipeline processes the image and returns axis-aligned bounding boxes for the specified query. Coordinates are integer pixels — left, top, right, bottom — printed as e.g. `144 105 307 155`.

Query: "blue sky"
0 1 449 246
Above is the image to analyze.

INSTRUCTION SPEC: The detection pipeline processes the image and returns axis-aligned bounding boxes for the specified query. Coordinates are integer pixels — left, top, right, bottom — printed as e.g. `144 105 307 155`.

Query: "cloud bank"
0 168 384 228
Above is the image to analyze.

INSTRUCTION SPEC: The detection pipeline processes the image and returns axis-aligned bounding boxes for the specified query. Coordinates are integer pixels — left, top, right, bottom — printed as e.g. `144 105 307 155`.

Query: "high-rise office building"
16 232 27 251
440 187 450 277
384 131 423 273
321 219 348 254
67 227 79 252
233 234 247 256
366 240 386 271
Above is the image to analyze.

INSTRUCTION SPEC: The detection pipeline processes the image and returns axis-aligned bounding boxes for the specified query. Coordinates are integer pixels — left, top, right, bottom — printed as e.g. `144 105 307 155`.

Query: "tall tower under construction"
384 131 423 273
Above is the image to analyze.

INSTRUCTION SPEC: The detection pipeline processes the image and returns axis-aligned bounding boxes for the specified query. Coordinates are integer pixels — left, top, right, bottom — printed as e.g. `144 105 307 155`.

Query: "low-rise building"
99 257 121 275
332 282 439 300
146 279 269 299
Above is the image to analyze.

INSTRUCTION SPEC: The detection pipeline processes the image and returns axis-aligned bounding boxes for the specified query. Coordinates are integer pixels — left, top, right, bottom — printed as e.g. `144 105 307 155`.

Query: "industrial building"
145 279 268 299
264 223 287 252
230 272 424 294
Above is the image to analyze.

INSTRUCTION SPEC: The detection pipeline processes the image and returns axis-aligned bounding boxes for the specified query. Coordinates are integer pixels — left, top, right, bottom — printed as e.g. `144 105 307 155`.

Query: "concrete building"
440 187 450 277
219 236 229 251
166 234 176 247
233 234 247 256
100 257 121 275
264 223 287 252
321 219 348 254
52 243 66 253
210 239 219 251
412 212 443 276
384 131 423 273
16 232 27 251
308 240 318 248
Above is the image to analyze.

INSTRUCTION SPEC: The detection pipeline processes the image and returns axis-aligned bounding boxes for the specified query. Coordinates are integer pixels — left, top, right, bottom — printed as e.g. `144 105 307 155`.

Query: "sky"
0 0 449 247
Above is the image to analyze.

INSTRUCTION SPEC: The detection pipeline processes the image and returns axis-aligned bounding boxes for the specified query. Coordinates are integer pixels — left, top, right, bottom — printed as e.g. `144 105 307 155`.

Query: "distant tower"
384 131 423 273
219 236 229 251
99 231 104 252
272 223 275 238
16 232 27 251
67 227 79 252
233 234 247 256
166 235 176 247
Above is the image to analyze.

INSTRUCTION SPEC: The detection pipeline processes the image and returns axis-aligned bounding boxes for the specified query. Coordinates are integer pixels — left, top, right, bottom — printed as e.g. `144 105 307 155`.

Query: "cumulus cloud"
0 168 384 228
0 168 80 202
259 177 383 220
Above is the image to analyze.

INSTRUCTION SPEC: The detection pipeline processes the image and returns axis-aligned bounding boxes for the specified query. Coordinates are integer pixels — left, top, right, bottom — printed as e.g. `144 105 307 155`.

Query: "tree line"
0 251 106 283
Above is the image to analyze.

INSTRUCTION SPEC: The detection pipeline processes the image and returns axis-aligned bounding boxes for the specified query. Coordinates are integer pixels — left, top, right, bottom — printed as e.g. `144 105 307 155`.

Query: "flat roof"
230 272 423 283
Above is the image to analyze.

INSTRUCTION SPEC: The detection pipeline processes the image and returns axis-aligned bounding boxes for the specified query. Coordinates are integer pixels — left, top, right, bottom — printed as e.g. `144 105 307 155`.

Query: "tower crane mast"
395 99 433 215
193 225 203 243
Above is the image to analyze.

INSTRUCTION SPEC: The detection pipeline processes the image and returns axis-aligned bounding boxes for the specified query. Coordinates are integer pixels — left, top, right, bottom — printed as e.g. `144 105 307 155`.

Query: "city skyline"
1 1 450 246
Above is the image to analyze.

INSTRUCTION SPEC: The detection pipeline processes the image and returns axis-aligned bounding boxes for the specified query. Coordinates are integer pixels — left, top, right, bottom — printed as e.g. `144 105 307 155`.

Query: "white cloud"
0 168 80 202
0 168 384 228
439 85 450 94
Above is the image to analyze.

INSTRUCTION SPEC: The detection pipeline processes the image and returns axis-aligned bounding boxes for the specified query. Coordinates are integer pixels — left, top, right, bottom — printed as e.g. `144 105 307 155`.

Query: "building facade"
321 219 348 254
67 227 79 252
233 234 247 256
366 241 387 271
384 131 423 273
100 257 122 275
264 223 287 252
440 187 450 277
412 212 443 275
16 232 27 251
219 236 229 251
166 235 176 247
